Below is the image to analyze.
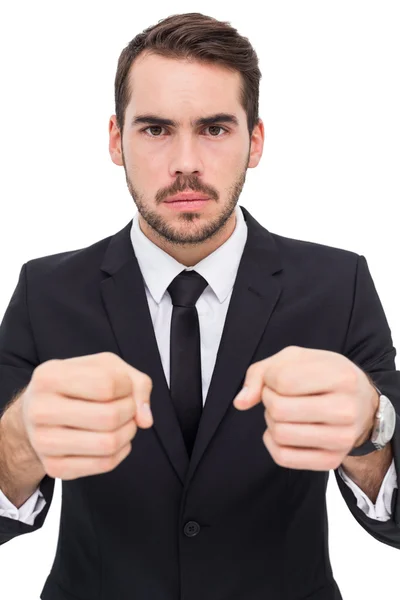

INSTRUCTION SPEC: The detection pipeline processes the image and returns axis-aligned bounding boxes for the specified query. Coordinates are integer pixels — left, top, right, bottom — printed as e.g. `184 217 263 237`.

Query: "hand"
233 346 379 471
21 352 153 480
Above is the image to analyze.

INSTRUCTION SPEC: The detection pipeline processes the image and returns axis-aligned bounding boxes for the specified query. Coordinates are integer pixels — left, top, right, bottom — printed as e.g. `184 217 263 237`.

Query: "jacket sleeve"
0 486 46 526
334 254 400 549
0 263 55 546
337 460 397 521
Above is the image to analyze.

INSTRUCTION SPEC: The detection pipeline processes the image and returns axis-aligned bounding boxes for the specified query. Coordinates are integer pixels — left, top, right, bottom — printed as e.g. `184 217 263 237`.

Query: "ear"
248 118 265 169
109 115 124 167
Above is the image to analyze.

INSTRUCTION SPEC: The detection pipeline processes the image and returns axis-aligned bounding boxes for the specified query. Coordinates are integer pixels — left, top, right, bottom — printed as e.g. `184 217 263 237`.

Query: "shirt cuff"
338 457 398 521
0 487 46 526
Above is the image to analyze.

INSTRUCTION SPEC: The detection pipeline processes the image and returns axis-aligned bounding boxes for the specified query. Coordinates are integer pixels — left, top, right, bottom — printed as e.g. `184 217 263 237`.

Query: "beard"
121 150 249 247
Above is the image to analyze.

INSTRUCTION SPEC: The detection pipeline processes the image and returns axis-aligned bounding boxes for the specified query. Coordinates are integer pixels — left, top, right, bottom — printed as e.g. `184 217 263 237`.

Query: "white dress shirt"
0 205 397 525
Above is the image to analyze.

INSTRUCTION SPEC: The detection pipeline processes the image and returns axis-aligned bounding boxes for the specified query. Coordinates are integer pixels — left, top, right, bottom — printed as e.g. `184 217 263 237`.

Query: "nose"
168 134 204 178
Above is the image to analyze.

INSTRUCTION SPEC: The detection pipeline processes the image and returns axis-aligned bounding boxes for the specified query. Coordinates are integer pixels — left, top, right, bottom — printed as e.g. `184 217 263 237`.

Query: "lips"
164 192 210 203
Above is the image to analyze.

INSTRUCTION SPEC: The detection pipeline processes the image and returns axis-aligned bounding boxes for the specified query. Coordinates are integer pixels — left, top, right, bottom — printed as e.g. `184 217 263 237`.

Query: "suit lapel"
100 206 283 486
100 235 190 484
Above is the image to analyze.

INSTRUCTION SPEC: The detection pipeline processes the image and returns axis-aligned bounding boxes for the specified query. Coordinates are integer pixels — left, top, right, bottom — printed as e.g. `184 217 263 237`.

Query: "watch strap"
348 438 378 456
347 383 382 456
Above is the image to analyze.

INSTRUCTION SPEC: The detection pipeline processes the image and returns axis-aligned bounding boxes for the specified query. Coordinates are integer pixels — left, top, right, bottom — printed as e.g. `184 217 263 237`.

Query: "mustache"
157 175 217 203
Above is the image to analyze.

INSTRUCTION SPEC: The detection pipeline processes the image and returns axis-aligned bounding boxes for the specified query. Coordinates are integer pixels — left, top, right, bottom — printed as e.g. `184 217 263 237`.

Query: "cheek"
204 145 245 178
126 144 163 181
129 142 161 166
221 142 249 172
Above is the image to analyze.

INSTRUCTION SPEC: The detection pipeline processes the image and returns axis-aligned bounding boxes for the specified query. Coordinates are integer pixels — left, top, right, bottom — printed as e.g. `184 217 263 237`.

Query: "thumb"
131 373 154 428
233 370 264 411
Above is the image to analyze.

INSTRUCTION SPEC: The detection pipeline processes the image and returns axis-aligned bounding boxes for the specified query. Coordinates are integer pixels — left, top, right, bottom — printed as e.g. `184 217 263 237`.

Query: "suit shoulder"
23 227 121 281
270 231 361 268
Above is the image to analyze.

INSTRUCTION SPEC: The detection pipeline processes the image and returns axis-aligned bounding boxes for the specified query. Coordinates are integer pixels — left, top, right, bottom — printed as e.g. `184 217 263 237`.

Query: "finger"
264 359 351 397
262 429 341 471
37 419 137 456
129 373 153 427
45 443 132 480
264 414 355 452
35 358 133 402
233 363 265 410
262 387 355 425
34 395 136 431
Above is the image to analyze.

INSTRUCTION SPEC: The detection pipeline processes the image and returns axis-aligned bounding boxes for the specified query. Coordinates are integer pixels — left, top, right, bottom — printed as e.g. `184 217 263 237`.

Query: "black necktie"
167 270 208 457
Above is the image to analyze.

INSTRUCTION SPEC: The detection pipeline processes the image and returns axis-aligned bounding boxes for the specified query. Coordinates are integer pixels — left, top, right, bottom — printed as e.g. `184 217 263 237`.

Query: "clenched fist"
20 352 153 480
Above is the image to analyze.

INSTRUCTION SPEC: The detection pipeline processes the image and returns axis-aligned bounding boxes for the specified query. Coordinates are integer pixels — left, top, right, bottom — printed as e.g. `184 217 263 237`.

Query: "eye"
141 125 228 138
206 125 226 137
143 126 165 137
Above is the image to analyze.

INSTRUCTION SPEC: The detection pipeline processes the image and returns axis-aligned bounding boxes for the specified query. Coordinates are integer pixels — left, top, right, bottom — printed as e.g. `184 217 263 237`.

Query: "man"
0 12 399 600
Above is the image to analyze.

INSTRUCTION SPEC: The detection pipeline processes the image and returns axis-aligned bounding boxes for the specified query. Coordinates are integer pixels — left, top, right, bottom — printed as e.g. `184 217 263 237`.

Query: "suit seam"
23 261 41 364
340 253 362 356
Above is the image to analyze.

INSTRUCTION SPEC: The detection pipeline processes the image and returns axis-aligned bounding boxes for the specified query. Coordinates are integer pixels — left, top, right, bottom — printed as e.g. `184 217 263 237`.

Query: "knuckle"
99 406 120 430
340 368 358 391
28 401 46 425
261 387 269 405
95 375 117 401
284 345 298 356
274 370 287 393
106 352 126 371
341 429 356 447
43 457 60 479
329 454 342 470
268 400 280 421
32 361 58 390
139 372 153 391
100 351 117 361
247 363 257 376
130 421 138 439
35 429 54 452
280 346 300 360
341 405 357 423
274 445 286 466
100 433 119 455
30 427 47 452
101 454 118 472
274 424 287 444
347 368 359 387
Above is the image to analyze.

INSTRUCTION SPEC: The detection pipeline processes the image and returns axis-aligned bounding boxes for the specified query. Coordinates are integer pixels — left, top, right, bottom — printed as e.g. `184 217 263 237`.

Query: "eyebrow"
130 112 239 129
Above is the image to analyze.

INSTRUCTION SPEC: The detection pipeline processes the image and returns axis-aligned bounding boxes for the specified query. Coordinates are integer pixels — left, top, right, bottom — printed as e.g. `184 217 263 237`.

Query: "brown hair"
114 12 262 136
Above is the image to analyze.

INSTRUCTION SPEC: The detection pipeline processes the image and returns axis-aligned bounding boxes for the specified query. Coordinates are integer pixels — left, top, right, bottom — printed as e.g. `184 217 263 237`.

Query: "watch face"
382 397 397 442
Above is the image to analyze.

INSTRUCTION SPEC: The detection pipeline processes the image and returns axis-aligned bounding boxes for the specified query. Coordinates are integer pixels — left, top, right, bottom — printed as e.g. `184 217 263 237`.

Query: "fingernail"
235 386 249 404
142 403 153 422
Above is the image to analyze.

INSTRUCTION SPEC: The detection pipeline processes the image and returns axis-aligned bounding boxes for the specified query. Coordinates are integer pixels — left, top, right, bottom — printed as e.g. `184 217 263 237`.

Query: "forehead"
127 52 243 115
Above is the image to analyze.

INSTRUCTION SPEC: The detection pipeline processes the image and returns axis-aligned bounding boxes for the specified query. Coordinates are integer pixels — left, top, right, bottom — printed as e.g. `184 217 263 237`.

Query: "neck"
138 212 237 267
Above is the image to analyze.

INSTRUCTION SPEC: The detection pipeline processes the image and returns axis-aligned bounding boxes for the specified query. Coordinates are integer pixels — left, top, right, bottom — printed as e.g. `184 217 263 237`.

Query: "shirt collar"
130 204 248 304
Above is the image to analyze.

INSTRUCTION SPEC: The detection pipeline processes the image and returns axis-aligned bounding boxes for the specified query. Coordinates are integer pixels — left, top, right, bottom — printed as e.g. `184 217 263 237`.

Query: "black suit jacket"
1 205 399 600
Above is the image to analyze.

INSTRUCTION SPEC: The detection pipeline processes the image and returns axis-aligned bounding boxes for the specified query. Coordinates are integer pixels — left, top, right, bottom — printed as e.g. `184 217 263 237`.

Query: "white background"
0 1 399 598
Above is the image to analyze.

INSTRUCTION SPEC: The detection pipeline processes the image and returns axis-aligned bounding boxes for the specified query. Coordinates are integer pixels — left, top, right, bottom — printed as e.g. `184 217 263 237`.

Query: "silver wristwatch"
348 389 397 456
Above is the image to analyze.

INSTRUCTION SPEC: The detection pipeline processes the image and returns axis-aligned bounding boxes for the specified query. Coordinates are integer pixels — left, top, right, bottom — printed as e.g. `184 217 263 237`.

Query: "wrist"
0 392 44 474
354 382 380 447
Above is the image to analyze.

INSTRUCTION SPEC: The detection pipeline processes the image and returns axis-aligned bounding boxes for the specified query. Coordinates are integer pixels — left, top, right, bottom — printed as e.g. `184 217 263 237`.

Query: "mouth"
163 193 211 211
163 198 210 211
164 192 210 203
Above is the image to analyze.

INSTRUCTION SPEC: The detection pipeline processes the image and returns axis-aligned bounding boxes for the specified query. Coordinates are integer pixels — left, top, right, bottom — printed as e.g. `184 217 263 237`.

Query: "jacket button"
183 521 200 537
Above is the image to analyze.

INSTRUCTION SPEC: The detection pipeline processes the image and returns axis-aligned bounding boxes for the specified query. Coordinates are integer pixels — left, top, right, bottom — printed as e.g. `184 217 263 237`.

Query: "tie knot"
167 271 208 308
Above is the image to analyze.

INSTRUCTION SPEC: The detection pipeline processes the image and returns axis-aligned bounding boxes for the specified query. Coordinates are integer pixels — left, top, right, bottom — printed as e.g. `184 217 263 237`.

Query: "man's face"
109 52 264 246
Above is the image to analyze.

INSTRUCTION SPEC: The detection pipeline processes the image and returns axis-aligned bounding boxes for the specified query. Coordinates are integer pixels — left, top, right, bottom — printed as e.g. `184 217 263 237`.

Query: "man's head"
109 13 264 263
